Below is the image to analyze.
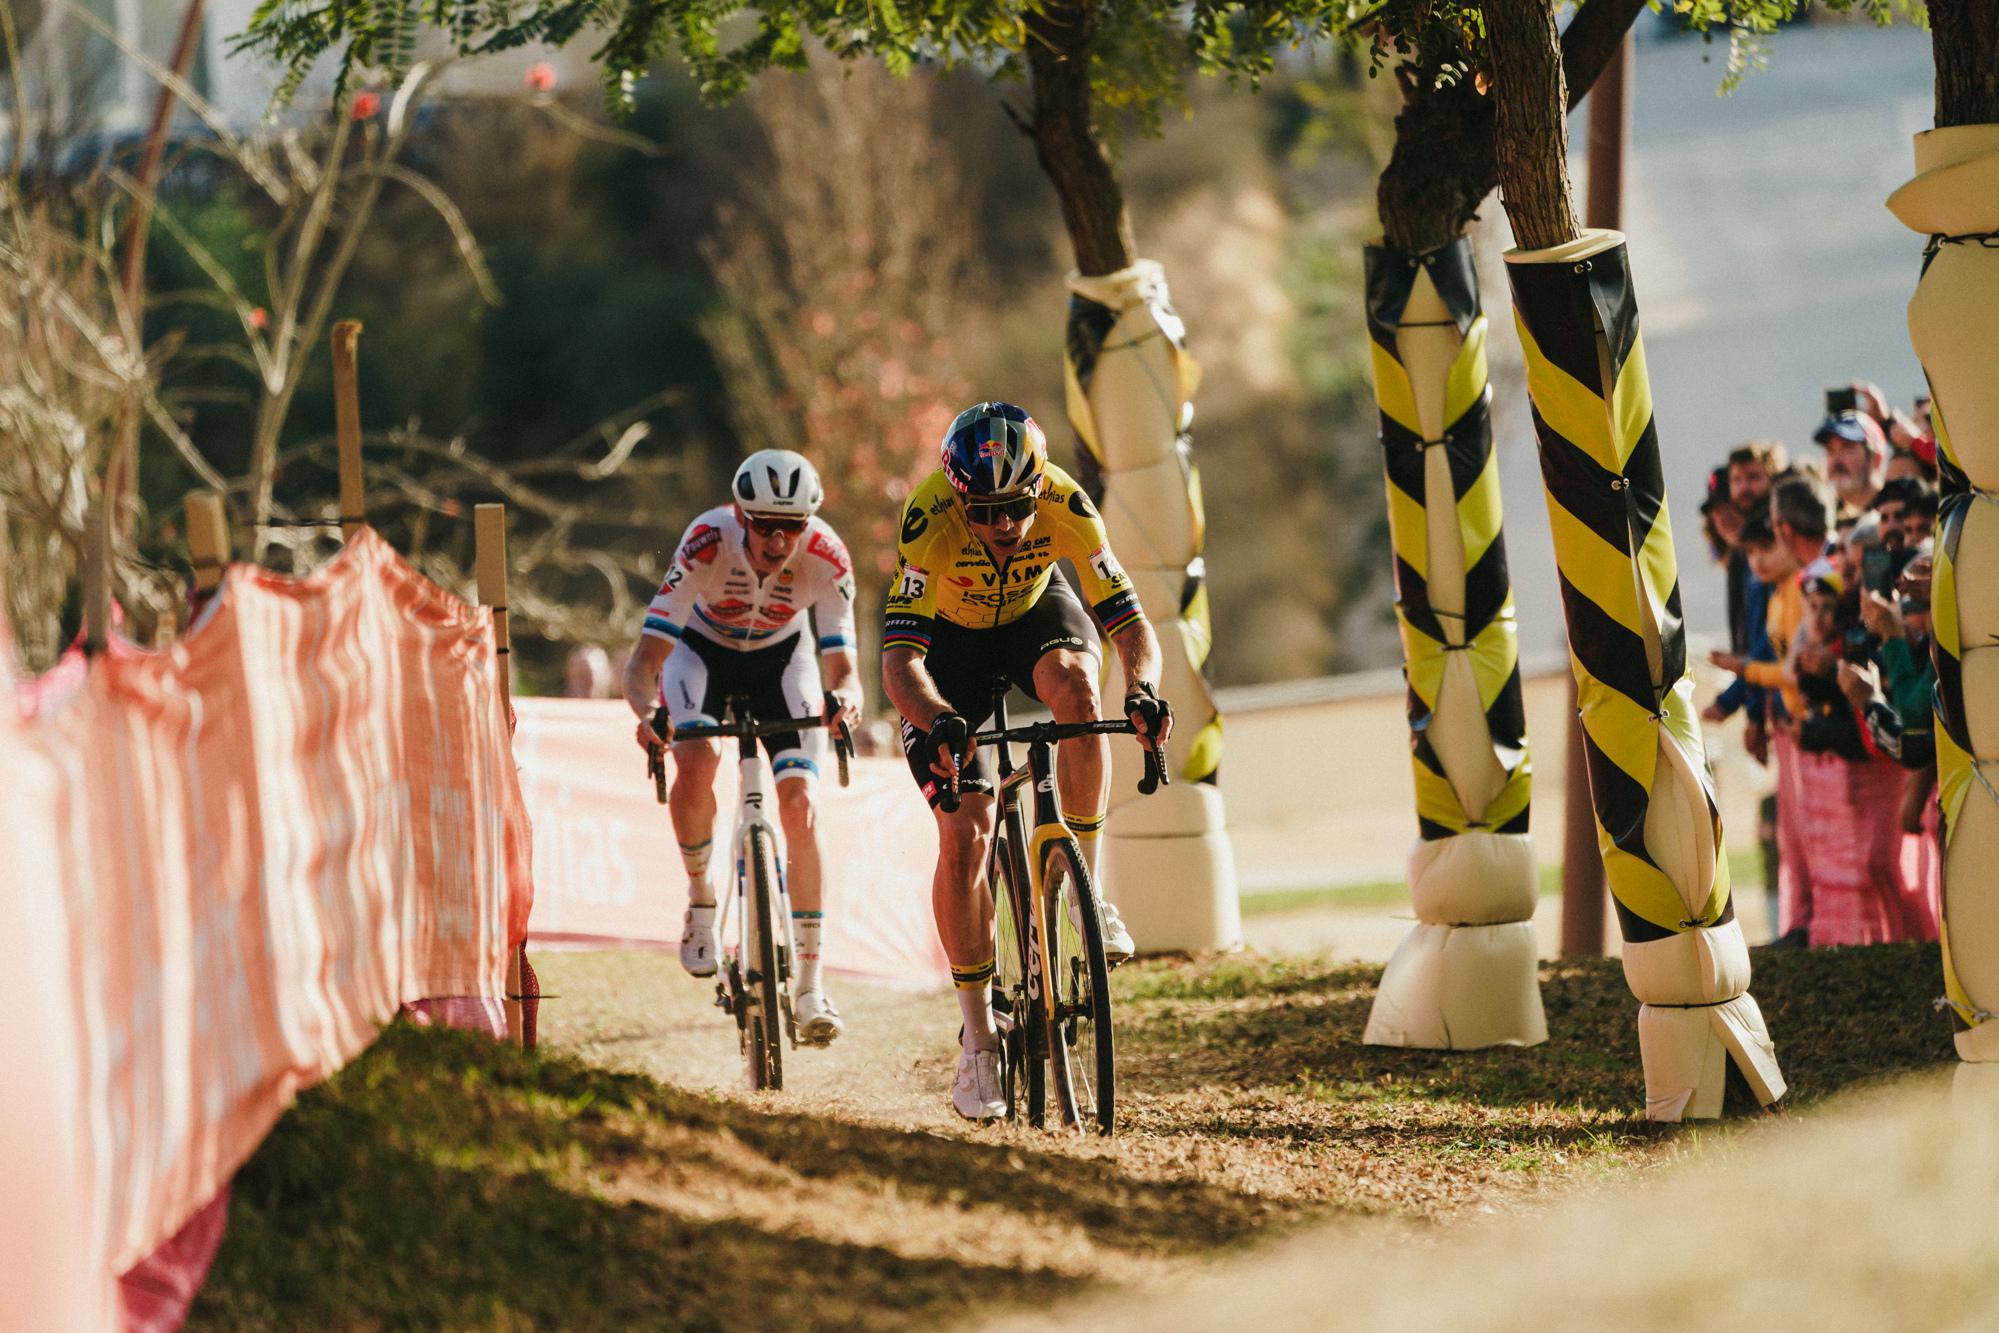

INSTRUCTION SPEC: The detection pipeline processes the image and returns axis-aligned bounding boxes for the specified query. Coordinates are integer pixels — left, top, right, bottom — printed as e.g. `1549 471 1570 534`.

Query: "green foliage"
1347 0 1925 98
237 2 1347 130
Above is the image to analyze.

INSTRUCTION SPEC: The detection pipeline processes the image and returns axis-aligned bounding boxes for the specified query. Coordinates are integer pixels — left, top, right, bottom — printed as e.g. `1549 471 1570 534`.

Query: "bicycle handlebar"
647 708 854 800
935 719 1167 814
672 713 835 742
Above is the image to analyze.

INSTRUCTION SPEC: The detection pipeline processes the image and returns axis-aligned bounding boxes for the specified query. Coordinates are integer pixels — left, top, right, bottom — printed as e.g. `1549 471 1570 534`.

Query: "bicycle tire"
991 810 1047 1126
1043 836 1115 1135
745 826 785 1092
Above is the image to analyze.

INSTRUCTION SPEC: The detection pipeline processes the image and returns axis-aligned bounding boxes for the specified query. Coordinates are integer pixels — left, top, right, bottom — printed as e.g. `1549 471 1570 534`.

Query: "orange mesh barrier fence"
0 527 531 1291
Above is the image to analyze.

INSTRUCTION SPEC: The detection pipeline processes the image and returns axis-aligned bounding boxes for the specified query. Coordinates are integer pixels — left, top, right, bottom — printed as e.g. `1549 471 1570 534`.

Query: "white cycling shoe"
680 905 717 978
793 989 843 1046
1075 894 1136 964
952 1047 1007 1122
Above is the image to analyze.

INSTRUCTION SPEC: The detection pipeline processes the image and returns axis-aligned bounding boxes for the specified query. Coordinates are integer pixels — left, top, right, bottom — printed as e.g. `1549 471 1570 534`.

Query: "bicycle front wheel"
990 814 1046 1126
744 826 785 1092
1044 836 1114 1135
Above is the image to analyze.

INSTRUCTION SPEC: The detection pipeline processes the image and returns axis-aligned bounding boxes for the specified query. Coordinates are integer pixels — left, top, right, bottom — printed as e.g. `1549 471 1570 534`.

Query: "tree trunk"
1931 0 1999 126
1488 0 1581 251
1377 70 1495 254
1376 0 1641 256
1024 2 1136 277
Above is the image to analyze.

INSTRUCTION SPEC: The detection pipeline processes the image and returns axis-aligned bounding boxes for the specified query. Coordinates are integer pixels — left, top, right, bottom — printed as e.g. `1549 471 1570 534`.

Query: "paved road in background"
1490 19 1934 659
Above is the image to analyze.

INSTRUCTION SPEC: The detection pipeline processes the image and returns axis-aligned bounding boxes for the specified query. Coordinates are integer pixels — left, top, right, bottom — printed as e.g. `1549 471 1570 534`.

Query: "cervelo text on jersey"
882 463 1142 650
642 507 859 653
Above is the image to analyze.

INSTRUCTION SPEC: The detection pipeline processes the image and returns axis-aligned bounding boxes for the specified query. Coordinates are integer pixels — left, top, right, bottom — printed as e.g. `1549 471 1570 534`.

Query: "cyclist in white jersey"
622 450 862 1045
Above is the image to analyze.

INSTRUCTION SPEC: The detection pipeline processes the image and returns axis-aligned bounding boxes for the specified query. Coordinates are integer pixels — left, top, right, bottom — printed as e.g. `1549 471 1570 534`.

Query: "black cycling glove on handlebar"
1123 681 1170 743
926 711 971 774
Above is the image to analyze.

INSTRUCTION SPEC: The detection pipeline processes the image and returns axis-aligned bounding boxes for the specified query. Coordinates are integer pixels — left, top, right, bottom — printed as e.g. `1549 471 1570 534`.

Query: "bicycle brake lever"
834 719 853 789
1138 740 1169 794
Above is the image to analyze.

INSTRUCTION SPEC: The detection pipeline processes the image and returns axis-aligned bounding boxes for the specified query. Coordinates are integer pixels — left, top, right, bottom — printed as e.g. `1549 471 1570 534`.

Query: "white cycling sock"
684 902 716 934
679 838 715 906
1064 809 1105 888
793 911 823 994
952 957 998 1052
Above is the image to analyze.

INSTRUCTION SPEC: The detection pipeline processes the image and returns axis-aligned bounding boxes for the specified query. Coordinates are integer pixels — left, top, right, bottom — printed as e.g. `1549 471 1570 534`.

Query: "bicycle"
939 686 1165 1134
649 697 852 1092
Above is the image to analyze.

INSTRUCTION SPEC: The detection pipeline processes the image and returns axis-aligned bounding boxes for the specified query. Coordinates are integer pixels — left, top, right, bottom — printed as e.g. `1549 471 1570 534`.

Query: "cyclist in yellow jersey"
882 401 1172 1121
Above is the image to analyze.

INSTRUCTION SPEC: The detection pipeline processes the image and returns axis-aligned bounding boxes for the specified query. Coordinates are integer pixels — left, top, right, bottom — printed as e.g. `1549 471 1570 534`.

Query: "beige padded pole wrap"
474 503 523 1042
332 319 365 541
1887 126 1999 1063
1063 261 1241 953
1361 239 1545 1050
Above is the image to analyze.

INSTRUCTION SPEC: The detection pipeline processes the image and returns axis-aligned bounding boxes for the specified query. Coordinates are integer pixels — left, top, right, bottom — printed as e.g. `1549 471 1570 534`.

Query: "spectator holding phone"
1815 393 1890 513
1712 490 1817 943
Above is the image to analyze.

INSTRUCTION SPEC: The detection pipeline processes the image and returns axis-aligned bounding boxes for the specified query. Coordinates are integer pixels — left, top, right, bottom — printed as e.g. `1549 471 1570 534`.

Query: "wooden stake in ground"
475 503 526 1044
186 492 229 597
332 320 365 540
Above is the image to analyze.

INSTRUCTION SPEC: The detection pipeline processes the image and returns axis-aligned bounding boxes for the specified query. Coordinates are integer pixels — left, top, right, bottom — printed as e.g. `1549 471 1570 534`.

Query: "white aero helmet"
732 449 823 519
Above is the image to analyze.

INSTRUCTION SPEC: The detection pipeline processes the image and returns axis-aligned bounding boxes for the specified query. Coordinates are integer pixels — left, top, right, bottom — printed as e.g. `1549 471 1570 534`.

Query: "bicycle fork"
1000 739 1066 1041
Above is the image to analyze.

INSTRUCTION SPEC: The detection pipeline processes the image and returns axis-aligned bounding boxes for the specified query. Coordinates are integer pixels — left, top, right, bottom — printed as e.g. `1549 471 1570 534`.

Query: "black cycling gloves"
926 711 971 773
1123 681 1171 744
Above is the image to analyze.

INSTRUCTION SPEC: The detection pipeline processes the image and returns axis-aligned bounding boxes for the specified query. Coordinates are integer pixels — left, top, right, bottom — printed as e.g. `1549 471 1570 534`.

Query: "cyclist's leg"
661 637 724 904
661 636 726 975
763 634 838 1033
895 621 1001 1054
935 793 1000 1050
764 632 825 914
1014 576 1111 881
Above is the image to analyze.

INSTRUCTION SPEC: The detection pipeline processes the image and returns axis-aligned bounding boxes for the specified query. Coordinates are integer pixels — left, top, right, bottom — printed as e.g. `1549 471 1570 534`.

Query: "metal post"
1584 31 1631 233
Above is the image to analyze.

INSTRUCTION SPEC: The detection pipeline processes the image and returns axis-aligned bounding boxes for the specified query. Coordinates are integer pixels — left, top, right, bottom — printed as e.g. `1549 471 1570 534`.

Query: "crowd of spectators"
1699 383 1941 948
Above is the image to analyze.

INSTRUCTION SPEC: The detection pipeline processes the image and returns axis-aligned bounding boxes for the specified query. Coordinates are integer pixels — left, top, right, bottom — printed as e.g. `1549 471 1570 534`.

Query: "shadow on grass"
191 1022 1279 1330
1116 942 1954 1119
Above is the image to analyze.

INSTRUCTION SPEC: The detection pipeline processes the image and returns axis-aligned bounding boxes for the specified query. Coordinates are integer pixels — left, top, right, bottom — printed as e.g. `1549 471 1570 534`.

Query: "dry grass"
190 943 1954 1328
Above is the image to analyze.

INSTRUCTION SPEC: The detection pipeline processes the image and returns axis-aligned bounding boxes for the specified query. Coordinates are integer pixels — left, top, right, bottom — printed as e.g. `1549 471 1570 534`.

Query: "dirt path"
517 940 1949 1327
533 949 967 1132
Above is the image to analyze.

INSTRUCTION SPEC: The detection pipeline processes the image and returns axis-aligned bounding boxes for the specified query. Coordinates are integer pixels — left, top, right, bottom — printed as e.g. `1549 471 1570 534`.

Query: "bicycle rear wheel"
1044 836 1115 1135
990 811 1046 1126
744 826 785 1092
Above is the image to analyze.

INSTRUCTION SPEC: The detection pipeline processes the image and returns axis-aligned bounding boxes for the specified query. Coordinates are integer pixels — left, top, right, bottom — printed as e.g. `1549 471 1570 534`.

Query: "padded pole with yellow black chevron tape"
1887 125 1999 1076
1504 231 1784 1120
1360 238 1545 1050
1064 260 1241 953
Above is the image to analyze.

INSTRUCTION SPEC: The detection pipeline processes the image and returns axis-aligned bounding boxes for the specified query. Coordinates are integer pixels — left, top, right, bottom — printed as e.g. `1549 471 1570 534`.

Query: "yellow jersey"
882 464 1142 649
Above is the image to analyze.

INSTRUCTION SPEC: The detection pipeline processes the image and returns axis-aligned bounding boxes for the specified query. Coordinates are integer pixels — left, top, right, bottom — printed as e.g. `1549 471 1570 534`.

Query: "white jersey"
641 507 858 655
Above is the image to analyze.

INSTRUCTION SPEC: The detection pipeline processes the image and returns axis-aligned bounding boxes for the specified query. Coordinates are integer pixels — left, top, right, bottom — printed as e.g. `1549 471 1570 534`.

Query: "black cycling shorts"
898 570 1097 807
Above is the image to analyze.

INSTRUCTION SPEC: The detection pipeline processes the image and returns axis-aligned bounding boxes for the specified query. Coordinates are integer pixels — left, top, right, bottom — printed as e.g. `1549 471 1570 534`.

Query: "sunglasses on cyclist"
964 493 1038 525
744 513 809 536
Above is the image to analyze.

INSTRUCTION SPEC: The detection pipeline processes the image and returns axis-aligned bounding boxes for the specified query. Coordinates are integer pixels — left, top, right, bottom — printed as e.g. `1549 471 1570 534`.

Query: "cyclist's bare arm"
624 635 673 745
883 645 952 734
1108 619 1172 748
883 644 967 780
821 648 863 731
